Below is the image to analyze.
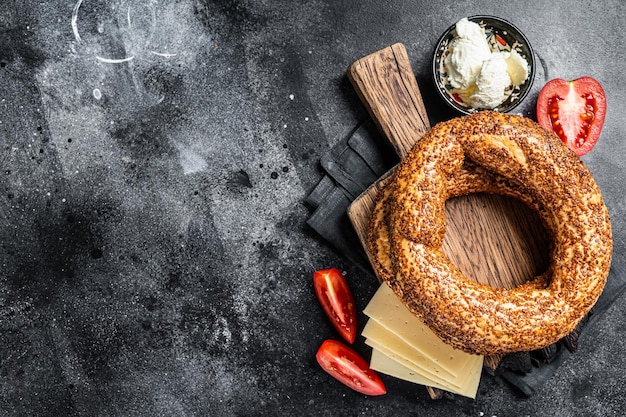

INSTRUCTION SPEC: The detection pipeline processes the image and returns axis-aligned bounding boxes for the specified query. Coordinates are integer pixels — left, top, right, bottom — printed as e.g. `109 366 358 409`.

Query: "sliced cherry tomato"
313 268 356 344
316 339 386 396
536 76 606 156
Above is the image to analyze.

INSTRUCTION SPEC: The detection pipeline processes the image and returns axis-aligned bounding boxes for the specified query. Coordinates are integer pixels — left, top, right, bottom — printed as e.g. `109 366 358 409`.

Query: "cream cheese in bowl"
444 17 494 90
433 16 535 114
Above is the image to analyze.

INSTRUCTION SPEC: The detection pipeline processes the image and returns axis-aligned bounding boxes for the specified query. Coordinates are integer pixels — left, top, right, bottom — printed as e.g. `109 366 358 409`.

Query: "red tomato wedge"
313 268 356 344
316 339 386 396
536 76 606 156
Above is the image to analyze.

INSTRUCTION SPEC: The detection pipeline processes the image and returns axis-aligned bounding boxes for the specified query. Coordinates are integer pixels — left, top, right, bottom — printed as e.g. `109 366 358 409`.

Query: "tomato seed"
547 92 598 147
547 96 569 143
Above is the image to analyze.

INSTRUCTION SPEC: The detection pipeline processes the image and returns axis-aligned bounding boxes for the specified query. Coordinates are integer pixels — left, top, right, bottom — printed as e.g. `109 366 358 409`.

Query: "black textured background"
1 1 625 416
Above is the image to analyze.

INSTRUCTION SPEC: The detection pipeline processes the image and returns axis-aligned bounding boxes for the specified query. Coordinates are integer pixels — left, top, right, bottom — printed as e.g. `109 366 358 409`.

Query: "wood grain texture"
347 43 429 158
346 44 550 388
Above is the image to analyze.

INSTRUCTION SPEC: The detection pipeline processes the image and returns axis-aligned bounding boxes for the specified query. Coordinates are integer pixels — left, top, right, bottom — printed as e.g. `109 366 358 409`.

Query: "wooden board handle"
347 43 430 158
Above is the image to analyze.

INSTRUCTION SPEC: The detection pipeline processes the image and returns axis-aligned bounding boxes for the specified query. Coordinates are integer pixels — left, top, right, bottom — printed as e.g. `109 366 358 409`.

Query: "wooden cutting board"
346 43 550 387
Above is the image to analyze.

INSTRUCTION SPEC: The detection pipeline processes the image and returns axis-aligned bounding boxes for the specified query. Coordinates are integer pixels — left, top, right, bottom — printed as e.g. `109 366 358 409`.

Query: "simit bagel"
367 111 612 356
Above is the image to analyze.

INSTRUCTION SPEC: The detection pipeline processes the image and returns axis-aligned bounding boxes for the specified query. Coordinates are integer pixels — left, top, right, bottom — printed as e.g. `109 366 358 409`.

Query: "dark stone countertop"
1 1 625 416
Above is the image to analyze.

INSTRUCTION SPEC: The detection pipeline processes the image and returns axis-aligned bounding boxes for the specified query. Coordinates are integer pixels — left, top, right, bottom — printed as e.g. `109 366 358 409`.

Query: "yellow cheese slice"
364 322 483 392
369 348 455 392
363 320 478 388
362 283 484 397
363 319 456 383
363 283 477 377
370 348 483 399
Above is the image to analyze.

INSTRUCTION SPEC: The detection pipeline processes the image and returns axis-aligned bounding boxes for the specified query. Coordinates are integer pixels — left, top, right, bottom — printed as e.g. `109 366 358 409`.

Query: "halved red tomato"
536 76 606 156
313 268 356 344
316 339 386 396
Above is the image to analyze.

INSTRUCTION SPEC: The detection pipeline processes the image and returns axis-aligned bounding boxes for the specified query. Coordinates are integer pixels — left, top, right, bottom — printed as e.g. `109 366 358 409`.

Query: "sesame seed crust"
367 111 612 356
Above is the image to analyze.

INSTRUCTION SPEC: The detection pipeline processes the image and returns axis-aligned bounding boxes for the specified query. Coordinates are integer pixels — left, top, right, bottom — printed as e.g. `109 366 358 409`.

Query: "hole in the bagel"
442 193 550 289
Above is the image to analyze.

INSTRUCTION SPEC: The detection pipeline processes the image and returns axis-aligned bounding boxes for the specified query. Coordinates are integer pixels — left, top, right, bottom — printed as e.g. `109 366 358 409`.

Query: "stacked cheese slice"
362 283 484 398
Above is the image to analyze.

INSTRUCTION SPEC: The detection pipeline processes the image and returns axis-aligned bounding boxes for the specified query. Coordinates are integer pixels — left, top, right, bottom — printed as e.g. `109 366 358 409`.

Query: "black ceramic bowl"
433 15 535 114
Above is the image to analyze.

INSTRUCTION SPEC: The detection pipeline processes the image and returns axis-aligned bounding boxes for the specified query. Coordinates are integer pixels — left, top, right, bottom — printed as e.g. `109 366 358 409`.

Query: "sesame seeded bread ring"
368 111 612 356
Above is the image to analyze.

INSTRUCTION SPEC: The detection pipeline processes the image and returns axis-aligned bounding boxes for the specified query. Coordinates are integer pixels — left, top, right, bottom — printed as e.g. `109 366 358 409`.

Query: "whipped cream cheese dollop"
470 52 511 108
444 18 492 90
443 18 529 109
